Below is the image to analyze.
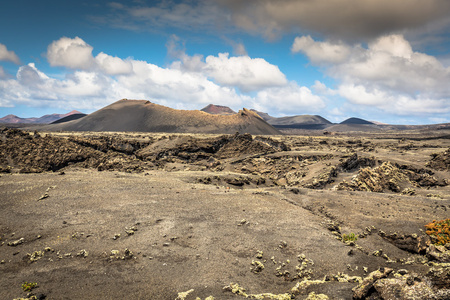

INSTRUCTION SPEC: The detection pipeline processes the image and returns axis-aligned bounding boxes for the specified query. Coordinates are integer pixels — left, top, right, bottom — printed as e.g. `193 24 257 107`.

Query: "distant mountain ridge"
0 110 82 124
50 113 87 124
45 99 280 135
201 104 236 115
9 102 444 134
340 117 374 125
250 110 332 130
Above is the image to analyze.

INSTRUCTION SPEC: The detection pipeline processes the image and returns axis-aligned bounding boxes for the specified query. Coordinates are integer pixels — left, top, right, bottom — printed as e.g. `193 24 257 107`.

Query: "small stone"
76 249 88 258
123 248 133 259
372 250 382 256
27 250 44 262
397 269 408 275
163 243 170 247
7 237 24 246
38 193 49 201
279 241 288 248
238 219 248 226
251 260 265 273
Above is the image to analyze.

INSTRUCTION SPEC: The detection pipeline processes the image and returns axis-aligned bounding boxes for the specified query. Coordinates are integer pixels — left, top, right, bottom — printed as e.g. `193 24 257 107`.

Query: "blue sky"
1 0 450 124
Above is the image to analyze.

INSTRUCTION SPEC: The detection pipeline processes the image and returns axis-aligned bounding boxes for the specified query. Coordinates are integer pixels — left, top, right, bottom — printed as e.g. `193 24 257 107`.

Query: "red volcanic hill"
47 99 281 135
201 104 236 115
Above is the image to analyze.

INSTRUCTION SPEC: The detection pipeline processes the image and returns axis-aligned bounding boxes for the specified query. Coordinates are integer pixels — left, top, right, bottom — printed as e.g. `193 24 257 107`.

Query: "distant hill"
201 104 236 115
51 113 87 124
46 99 281 135
250 111 332 130
340 117 374 125
269 115 332 126
250 109 275 122
0 110 83 124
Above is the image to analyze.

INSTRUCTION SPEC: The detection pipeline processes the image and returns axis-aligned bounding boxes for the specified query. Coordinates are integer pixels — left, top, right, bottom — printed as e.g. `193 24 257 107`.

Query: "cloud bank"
0 37 323 115
221 0 450 41
292 34 450 116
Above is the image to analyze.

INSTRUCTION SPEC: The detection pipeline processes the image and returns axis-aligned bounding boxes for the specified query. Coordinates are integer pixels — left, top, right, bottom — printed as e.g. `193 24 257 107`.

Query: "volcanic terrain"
1 126 449 300
44 99 280 135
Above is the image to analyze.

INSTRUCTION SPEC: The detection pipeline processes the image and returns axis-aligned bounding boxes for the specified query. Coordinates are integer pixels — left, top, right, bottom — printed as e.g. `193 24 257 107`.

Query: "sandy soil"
1 128 450 299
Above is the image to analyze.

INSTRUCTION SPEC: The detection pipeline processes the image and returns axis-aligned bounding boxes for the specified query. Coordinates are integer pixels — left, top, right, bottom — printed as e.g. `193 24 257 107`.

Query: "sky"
1 0 450 124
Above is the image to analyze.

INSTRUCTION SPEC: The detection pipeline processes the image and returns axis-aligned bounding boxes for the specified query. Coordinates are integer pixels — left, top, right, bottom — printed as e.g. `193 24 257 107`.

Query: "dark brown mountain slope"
200 104 236 115
46 99 281 135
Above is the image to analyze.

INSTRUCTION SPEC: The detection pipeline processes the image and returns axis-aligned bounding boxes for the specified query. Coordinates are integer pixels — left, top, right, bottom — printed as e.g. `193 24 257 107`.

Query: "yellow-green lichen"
176 289 194 300
291 279 326 295
305 292 329 300
223 283 291 299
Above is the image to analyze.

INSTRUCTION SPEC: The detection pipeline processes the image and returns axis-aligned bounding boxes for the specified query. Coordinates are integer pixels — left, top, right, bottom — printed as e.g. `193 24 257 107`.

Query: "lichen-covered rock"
427 148 450 171
383 234 430 254
27 250 44 262
339 153 376 172
427 244 450 262
76 249 88 258
337 162 406 192
223 283 292 299
305 292 329 300
7 237 24 246
175 289 194 300
291 279 325 295
352 268 392 299
427 264 450 289
251 260 265 273
304 167 337 189
374 273 450 300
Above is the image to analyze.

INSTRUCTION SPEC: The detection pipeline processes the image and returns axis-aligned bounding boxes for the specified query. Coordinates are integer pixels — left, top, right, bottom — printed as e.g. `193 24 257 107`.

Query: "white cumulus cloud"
0 43 21 64
291 36 351 64
254 82 325 114
47 37 135 76
95 52 133 75
293 34 450 116
47 36 96 70
203 53 287 92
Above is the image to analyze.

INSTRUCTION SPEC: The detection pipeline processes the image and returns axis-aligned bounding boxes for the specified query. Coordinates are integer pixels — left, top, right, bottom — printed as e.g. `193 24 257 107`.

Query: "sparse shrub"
22 281 38 292
425 218 450 246
342 233 358 242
